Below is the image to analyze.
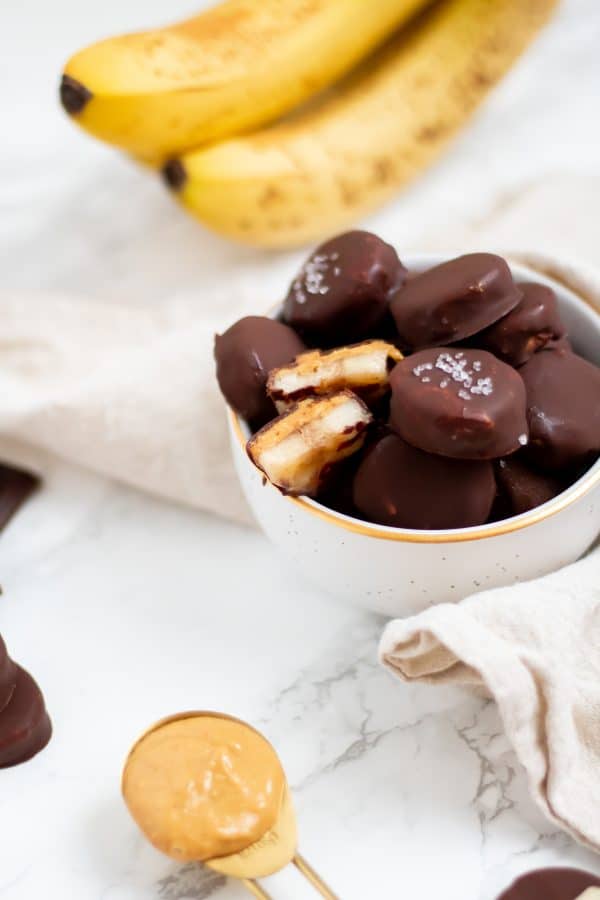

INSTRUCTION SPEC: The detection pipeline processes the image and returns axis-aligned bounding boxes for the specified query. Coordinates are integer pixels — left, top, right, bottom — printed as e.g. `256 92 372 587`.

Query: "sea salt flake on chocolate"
413 362 434 377
435 353 458 376
438 353 471 387
292 281 306 304
302 254 332 296
471 377 493 396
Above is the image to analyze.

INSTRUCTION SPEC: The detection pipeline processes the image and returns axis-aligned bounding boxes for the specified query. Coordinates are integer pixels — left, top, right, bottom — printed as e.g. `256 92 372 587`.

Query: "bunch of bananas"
61 0 557 248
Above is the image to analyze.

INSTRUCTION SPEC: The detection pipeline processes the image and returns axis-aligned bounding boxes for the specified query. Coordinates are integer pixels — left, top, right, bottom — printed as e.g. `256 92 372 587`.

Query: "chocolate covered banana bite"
390 252 522 349
389 348 528 460
481 281 565 366
497 868 600 900
0 634 51 769
214 316 305 426
521 348 600 470
283 230 407 345
353 433 495 530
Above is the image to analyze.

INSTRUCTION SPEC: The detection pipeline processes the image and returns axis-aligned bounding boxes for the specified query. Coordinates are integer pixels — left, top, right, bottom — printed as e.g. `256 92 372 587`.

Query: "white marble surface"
1 1 600 898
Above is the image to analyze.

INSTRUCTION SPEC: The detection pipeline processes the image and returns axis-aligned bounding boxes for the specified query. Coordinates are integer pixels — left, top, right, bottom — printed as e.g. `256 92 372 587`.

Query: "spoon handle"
242 878 274 899
293 852 340 899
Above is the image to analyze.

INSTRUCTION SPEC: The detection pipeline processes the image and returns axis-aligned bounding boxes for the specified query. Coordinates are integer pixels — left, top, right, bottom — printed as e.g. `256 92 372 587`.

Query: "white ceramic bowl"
227 254 600 615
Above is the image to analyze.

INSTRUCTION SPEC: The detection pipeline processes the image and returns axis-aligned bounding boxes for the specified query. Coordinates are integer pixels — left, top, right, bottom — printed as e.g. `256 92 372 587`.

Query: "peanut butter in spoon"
122 713 285 862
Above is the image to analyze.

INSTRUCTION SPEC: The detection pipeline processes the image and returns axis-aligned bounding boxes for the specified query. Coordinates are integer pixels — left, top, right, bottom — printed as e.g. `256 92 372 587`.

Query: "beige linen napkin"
380 544 600 851
0 292 254 523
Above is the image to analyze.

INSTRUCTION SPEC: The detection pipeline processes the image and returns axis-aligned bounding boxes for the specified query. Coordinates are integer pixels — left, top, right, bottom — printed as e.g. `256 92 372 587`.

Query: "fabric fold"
380 546 600 851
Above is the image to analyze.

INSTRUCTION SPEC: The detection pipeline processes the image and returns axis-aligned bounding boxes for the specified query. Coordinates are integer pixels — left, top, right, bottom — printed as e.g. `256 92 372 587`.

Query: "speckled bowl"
227 255 600 616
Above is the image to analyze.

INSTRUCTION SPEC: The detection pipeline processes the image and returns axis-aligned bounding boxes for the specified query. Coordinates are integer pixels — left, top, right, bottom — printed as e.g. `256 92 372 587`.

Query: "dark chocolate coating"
481 282 566 366
214 316 305 424
0 635 17 714
0 464 39 531
543 335 572 354
520 349 600 470
317 453 365 519
0 664 52 768
282 231 406 345
497 867 600 900
495 456 561 515
390 253 522 350
352 433 495 529
389 348 528 460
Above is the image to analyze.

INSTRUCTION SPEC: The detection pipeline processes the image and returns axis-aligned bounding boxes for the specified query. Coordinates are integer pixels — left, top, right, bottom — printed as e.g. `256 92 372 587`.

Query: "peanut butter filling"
122 715 285 862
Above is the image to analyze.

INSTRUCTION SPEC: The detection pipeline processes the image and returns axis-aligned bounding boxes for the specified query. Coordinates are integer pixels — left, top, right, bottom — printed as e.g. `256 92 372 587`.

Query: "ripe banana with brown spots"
60 0 432 160
164 0 558 248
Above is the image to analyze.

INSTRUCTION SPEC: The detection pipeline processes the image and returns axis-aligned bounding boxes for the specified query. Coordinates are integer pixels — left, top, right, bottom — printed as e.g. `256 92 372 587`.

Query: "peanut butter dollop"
122 715 285 862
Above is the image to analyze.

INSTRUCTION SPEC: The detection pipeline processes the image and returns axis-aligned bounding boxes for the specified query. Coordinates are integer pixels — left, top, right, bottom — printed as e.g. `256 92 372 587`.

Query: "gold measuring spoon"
122 711 339 899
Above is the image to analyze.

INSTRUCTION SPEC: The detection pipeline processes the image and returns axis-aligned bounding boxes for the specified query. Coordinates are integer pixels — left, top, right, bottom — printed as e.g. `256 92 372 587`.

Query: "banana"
165 0 558 248
60 0 432 160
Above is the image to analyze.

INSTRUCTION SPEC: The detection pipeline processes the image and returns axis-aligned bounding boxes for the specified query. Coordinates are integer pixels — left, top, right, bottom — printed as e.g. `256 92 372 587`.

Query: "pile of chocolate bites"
215 231 600 530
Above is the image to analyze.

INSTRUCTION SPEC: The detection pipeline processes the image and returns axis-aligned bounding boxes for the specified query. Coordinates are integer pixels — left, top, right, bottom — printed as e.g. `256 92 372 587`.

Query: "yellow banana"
61 0 432 160
165 0 558 249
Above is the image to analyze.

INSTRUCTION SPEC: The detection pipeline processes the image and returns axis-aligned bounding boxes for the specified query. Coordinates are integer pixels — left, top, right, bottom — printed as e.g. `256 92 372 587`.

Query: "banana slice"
247 391 372 496
267 340 403 411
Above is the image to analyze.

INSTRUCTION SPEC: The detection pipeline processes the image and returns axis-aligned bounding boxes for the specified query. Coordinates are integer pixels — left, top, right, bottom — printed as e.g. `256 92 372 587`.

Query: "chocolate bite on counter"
389 348 528 460
520 349 600 470
390 253 522 350
0 464 39 531
495 456 561 516
0 634 52 769
282 231 406 345
481 282 565 366
497 867 600 900
214 316 305 425
0 635 17 713
353 433 495 529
